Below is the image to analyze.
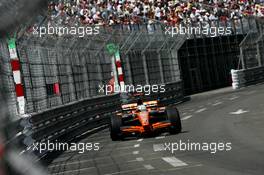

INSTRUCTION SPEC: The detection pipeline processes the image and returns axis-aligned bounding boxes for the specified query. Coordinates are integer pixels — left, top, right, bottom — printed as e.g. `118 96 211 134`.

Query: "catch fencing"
239 18 264 69
2 15 257 114
0 17 186 114
17 35 112 113
2 15 257 160
231 17 264 89
0 17 187 159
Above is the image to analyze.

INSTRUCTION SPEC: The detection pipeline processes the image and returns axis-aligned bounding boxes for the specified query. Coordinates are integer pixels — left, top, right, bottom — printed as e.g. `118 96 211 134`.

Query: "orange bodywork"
120 110 171 134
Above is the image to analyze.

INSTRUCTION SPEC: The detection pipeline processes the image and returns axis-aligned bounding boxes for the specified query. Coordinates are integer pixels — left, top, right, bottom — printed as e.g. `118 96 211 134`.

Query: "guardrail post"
240 47 246 69
170 49 181 82
141 52 149 85
256 43 262 67
124 53 133 84
157 51 165 84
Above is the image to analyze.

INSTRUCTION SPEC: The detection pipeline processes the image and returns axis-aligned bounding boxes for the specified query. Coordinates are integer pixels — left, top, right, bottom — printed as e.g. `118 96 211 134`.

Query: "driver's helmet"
137 98 143 105
137 104 147 111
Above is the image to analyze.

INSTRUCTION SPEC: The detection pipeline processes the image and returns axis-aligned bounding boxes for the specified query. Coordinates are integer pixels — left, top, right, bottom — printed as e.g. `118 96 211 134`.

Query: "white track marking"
104 167 145 175
229 96 239 100
127 157 144 163
134 144 140 148
195 108 207 113
155 136 165 139
136 157 144 161
230 109 249 115
137 138 143 142
167 164 203 171
133 151 139 155
153 144 165 152
181 115 193 121
212 102 222 106
162 157 188 167
144 164 154 170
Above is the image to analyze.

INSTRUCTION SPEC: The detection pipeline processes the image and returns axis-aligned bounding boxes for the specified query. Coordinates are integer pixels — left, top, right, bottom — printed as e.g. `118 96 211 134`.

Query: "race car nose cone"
143 125 152 132
138 111 149 126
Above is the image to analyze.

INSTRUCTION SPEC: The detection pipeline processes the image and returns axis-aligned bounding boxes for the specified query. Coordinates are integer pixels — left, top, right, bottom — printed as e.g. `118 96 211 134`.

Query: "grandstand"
46 0 264 26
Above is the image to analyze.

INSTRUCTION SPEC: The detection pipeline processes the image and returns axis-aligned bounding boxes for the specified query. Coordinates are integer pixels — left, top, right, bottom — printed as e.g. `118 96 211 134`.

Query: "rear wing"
121 100 158 111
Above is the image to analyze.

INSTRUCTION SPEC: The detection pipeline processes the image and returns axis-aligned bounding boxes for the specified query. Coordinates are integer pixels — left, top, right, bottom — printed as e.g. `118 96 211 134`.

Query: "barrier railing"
20 94 121 157
231 66 264 89
244 66 264 86
11 81 184 159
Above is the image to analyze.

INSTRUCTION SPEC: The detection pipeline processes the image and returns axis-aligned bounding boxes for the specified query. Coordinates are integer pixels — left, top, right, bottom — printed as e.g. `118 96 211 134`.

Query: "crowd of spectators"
47 0 264 26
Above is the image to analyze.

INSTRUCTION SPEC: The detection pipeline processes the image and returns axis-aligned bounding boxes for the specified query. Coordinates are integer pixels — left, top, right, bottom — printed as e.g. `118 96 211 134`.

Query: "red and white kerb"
115 52 125 92
8 42 25 115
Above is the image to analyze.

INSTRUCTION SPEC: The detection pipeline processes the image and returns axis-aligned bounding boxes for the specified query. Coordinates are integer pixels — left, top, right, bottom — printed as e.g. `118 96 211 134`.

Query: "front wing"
121 121 172 134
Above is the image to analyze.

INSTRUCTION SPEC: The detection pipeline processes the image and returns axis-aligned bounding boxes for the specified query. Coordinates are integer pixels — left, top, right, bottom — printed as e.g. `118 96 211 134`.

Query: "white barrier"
231 69 245 89
231 66 264 89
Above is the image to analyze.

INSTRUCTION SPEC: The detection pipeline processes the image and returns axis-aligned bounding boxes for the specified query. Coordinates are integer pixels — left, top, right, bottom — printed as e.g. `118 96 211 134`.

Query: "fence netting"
239 18 264 69
0 17 185 114
2 15 260 114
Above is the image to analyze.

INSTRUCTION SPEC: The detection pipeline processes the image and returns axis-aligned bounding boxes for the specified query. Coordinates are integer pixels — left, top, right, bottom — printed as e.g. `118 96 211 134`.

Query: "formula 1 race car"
110 96 182 140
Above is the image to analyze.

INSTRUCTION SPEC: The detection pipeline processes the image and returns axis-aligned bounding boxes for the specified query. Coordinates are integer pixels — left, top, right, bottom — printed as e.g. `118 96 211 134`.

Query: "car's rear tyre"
166 107 182 134
110 115 122 141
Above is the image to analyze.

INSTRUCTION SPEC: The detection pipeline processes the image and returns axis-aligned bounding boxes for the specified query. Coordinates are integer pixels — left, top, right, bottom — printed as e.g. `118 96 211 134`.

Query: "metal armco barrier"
231 66 264 89
18 94 122 157
11 81 184 159
244 66 264 86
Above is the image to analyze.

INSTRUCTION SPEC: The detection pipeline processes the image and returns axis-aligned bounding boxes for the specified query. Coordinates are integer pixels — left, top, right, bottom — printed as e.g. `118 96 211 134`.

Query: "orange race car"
110 96 182 140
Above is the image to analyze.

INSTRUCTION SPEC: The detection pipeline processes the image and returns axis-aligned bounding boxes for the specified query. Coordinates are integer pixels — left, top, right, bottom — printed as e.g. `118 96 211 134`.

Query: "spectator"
46 0 264 26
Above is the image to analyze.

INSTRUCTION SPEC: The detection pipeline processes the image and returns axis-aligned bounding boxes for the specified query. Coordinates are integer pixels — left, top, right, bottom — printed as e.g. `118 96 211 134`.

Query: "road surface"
47 84 264 175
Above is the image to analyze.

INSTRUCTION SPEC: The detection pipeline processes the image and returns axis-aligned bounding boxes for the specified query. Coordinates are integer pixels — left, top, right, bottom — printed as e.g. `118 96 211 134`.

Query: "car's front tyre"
110 115 122 141
166 107 182 134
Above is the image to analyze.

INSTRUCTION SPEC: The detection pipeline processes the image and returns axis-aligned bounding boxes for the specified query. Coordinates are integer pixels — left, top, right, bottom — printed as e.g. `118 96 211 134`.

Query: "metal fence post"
170 49 181 82
141 52 149 85
124 54 133 84
111 53 118 87
157 51 165 84
240 47 246 69
97 54 104 90
256 43 262 67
